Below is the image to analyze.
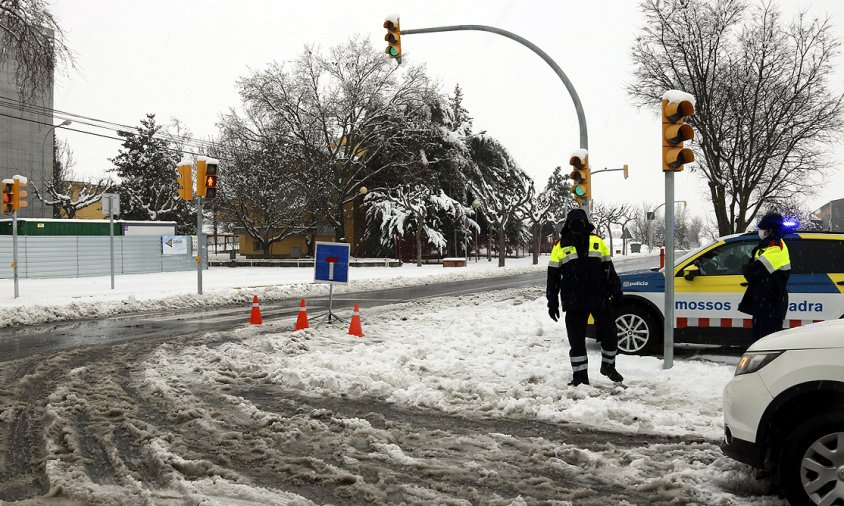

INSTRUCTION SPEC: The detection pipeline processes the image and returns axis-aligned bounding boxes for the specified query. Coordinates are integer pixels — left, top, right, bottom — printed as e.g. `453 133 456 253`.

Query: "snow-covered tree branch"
468 136 532 267
366 185 473 267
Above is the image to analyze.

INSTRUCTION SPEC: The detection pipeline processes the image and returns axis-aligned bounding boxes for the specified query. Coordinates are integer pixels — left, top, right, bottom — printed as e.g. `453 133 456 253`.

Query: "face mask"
758 229 769 239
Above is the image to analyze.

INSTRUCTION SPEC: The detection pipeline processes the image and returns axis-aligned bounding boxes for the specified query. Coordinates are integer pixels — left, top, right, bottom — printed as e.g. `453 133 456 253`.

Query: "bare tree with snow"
0 0 73 100
590 201 634 256
468 136 532 267
32 178 113 220
629 0 844 235
31 139 113 219
215 113 312 258
234 36 431 242
520 167 576 265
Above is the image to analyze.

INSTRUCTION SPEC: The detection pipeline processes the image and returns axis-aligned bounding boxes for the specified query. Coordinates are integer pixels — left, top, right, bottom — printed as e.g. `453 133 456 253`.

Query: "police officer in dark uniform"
546 209 624 386
739 212 791 340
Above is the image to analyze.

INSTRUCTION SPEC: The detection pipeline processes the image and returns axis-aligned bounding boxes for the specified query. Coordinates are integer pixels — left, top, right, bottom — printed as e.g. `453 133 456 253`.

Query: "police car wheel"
615 304 660 355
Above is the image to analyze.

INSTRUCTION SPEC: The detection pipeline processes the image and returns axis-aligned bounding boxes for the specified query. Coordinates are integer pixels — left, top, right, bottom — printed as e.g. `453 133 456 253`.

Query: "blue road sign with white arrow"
314 242 350 284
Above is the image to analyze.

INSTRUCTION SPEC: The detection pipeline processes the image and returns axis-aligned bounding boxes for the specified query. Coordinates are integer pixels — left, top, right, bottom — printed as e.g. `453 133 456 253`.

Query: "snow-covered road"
0 285 782 505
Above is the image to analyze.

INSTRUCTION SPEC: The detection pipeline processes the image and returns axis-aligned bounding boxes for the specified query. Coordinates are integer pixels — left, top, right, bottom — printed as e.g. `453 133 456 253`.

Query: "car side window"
692 241 757 276
789 239 844 274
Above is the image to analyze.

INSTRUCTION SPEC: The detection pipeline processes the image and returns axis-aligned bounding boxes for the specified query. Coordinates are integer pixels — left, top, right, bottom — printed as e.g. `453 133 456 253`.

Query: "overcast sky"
50 0 844 226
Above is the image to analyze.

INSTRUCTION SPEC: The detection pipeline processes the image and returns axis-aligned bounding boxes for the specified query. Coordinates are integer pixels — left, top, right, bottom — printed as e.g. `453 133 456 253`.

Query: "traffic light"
661 94 695 172
1 180 13 215
384 15 401 62
196 158 219 199
568 151 591 203
12 177 28 212
176 161 193 201
204 162 218 199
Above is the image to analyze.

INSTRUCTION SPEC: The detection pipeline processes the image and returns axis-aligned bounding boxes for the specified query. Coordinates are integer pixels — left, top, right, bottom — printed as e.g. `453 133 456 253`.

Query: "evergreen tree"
110 114 194 233
448 84 473 135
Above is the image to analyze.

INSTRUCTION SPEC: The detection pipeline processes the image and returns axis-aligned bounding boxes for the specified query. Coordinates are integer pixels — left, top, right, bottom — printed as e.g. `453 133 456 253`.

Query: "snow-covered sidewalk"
0 254 658 327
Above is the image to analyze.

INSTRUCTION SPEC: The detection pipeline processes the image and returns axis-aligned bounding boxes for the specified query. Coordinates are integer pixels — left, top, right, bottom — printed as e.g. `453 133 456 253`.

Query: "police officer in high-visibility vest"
546 209 624 386
739 212 791 340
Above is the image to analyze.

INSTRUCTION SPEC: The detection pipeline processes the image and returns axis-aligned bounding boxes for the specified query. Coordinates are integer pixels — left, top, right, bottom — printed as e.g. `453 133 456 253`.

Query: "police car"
615 231 844 354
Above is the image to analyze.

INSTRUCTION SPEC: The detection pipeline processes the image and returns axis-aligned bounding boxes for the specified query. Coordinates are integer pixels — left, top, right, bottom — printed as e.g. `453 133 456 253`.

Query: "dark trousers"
593 305 619 353
565 307 619 374
752 316 783 341
565 311 589 372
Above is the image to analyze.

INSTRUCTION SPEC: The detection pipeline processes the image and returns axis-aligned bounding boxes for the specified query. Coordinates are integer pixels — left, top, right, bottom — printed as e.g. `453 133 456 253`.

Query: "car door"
785 236 844 325
673 238 758 340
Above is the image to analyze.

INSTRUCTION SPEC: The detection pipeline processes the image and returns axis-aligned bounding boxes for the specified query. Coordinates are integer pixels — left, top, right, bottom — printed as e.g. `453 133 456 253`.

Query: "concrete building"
814 198 844 232
0 33 56 218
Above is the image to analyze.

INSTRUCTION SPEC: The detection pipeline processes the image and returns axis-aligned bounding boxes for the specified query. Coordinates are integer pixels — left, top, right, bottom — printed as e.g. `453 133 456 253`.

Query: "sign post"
101 193 120 289
314 241 351 325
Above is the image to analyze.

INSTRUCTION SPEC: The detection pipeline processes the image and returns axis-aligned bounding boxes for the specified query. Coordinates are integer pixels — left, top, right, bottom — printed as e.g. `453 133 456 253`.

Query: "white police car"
614 231 844 354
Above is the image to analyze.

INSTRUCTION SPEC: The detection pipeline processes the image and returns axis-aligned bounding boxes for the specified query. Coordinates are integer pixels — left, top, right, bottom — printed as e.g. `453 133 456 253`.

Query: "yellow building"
237 200 364 258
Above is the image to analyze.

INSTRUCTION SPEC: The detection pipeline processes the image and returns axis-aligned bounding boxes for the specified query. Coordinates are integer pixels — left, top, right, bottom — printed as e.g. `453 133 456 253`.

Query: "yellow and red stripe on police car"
676 317 823 329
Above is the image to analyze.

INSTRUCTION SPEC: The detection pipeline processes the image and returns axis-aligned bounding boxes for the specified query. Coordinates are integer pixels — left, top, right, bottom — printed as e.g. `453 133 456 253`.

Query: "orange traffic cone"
249 295 263 325
293 299 309 331
348 303 364 338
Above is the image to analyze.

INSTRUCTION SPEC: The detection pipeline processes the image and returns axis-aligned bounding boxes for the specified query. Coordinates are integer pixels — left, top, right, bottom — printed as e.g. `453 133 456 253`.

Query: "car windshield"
656 243 711 272
657 233 753 272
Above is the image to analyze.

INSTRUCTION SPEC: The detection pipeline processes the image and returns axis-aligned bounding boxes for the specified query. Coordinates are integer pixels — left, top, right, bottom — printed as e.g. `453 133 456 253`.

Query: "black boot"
600 363 624 383
568 370 590 386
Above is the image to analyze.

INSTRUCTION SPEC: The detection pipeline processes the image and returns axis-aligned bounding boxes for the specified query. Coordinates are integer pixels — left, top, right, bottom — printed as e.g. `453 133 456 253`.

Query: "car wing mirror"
683 265 700 281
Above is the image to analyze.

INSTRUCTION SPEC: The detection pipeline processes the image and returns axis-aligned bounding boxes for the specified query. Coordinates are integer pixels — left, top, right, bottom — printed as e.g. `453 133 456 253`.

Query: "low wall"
0 236 200 279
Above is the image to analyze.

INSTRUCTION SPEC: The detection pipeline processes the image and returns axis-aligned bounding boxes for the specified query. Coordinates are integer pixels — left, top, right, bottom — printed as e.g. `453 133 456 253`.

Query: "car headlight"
735 351 783 376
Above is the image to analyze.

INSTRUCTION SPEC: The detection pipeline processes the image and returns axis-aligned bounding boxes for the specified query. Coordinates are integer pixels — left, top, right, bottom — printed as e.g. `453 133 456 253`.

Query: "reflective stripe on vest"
755 239 791 274
549 244 577 267
549 236 610 266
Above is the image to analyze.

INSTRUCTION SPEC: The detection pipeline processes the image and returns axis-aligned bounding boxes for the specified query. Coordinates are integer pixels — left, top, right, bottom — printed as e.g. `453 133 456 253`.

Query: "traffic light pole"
12 210 19 298
197 196 203 295
109 204 115 290
401 25 588 151
663 171 675 369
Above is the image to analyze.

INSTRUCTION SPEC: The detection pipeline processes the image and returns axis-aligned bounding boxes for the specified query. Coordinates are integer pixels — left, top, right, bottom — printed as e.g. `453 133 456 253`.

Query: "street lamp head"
359 186 368 195
59 120 72 127
472 199 481 209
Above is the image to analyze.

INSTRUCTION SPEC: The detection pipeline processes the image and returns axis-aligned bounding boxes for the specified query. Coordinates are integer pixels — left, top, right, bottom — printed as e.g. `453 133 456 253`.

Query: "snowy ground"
0 282 783 504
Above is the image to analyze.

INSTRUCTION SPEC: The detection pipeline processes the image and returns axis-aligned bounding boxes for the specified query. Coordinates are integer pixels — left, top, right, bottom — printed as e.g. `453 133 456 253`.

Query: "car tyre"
615 302 662 355
778 410 844 506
